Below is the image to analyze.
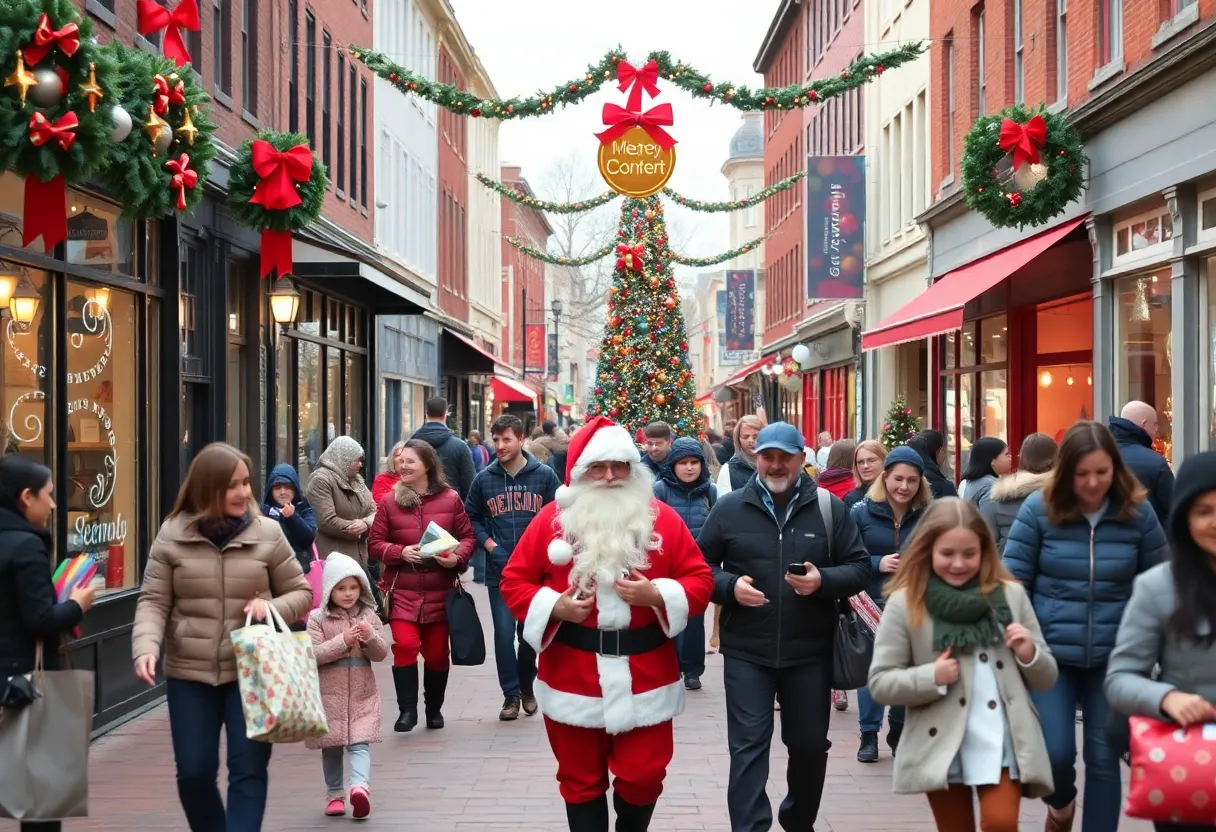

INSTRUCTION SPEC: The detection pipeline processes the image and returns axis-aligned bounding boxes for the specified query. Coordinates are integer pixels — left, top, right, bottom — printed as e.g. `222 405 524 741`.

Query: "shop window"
298 340 322 480
66 196 136 276
981 313 1008 363
326 347 341 444
1198 188 1216 243
1202 257 1216 449
1115 270 1173 463
1113 206 1173 266
981 369 1008 441
346 353 364 443
227 269 247 455
2 269 52 469
961 321 977 366
275 337 293 470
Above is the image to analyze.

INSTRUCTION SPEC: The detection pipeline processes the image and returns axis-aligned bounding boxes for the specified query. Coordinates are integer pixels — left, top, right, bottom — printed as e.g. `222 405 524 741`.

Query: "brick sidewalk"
3 581 1151 831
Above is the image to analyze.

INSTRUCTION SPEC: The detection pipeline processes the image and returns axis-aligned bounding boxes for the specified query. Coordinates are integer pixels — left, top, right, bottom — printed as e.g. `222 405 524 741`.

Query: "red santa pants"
543 717 673 806
390 620 450 670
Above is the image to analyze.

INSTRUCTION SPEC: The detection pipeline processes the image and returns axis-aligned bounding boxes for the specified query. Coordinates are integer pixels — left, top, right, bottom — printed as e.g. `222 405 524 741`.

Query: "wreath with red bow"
227 131 327 278
961 104 1087 230
99 41 216 219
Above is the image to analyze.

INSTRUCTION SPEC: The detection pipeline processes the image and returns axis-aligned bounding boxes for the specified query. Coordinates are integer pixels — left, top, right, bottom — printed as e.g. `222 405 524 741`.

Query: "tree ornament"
143 105 169 143
1007 191 1023 207
165 152 197 210
109 105 132 142
663 296 676 310
136 0 200 67
4 50 36 106
654 393 666 404
154 123 173 154
28 66 63 107
79 61 102 112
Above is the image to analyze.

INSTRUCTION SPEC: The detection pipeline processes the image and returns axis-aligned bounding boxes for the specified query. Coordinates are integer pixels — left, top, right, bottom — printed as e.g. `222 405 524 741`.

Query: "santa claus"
499 416 714 832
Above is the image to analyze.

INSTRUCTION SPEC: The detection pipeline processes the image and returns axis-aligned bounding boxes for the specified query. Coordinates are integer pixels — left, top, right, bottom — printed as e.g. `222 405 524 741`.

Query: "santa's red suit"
499 418 714 821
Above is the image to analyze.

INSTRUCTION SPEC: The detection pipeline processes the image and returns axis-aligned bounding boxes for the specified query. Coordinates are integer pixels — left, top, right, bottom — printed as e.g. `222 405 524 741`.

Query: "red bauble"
610 315 622 327
680 341 688 350
703 83 712 93
568 84 578 92
809 90 818 101
669 357 679 366
1008 192 1023 207
506 104 513 113
610 408 620 417
876 64 885 74
663 296 676 310
388 73 398 83
470 108 481 118
594 387 602 395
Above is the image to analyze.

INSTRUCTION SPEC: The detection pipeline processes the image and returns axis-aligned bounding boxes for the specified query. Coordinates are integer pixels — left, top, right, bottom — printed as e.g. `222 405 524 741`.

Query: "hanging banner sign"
524 324 546 375
725 270 756 360
806 155 866 300
547 332 559 381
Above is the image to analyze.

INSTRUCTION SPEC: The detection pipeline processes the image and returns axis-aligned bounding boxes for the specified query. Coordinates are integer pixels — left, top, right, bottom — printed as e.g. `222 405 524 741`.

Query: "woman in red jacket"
369 439 474 734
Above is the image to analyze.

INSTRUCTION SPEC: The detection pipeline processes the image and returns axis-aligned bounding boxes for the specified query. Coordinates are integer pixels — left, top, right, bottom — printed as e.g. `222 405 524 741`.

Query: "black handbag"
445 582 487 666
832 603 875 689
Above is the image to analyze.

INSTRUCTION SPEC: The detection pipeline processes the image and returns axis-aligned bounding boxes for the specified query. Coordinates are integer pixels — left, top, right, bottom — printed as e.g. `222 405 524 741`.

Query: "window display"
1115 270 1173 462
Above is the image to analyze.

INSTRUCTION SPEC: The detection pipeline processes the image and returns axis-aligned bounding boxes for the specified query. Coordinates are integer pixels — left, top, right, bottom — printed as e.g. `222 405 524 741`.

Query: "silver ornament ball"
28 68 63 108
110 106 133 143
154 124 173 155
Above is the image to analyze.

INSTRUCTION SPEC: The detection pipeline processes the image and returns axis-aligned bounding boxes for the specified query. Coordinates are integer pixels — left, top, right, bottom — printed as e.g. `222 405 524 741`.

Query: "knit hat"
884 445 925 474
1169 450 1216 546
554 415 642 510
317 551 377 614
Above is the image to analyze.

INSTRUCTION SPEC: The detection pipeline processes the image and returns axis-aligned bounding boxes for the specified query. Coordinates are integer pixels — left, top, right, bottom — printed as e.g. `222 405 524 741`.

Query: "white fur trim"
547 538 574 565
570 425 642 483
594 570 633 630
522 587 562 653
554 484 575 508
651 578 690 638
533 676 685 735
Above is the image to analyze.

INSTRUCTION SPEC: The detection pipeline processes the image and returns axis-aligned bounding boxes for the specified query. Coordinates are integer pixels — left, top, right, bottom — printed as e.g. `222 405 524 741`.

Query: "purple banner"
725 270 755 355
806 155 865 300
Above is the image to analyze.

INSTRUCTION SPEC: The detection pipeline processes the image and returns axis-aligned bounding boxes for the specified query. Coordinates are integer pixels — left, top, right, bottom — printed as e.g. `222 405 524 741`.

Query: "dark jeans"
673 608 706 677
470 550 486 583
856 685 904 733
486 585 537 698
1031 663 1121 832
166 678 273 832
724 654 832 832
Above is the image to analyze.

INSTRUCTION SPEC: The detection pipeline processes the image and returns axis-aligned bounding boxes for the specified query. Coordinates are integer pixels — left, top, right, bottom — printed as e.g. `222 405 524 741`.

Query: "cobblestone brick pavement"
3 582 1153 831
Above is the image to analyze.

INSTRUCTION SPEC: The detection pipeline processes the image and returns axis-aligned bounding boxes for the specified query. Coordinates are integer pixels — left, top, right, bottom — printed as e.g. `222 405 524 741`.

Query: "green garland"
504 237 614 267
961 103 1087 230
99 42 216 219
667 237 766 268
349 42 925 119
664 171 806 212
227 131 327 232
476 173 618 214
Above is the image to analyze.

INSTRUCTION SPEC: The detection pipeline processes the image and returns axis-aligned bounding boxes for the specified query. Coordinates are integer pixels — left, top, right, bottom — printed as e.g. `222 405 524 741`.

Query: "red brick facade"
437 44 469 323
498 167 551 376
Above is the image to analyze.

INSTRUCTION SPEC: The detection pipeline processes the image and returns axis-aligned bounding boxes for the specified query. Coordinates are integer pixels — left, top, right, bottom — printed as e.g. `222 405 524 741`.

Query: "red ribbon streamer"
595 102 677 150
260 229 293 279
165 153 198 212
616 243 644 272
22 174 67 253
28 111 78 150
248 140 313 211
616 58 660 112
998 114 1048 170
152 74 187 114
137 0 201 68
24 14 80 66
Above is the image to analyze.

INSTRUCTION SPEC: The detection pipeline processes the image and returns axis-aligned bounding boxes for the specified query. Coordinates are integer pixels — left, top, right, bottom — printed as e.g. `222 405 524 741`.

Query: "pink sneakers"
349 786 371 820
324 797 346 817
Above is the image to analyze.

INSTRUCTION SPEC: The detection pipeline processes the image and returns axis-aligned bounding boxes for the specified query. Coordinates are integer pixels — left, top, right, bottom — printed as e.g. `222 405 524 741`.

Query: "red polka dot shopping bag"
232 604 329 743
1126 716 1216 824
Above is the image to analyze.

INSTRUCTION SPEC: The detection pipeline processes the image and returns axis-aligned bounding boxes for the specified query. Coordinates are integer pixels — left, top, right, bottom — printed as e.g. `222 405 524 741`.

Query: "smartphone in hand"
787 563 808 576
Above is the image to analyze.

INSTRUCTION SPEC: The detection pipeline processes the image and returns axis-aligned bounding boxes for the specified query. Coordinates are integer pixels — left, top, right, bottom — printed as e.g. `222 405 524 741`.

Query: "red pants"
390 620 449 670
543 717 673 806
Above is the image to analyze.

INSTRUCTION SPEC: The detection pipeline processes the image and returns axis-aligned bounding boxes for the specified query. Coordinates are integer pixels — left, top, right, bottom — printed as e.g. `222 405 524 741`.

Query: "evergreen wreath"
99 41 216 219
961 103 1087 230
227 130 327 233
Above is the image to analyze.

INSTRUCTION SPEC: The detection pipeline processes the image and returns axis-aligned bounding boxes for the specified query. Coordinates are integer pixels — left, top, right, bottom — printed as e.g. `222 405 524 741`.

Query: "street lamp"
9 271 40 329
0 263 20 312
268 276 302 332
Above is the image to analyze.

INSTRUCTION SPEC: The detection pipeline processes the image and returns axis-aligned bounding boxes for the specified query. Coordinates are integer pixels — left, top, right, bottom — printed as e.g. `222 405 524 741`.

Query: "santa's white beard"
560 465 659 595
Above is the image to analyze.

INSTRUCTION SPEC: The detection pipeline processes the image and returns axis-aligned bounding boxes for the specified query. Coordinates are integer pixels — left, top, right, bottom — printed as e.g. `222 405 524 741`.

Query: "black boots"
857 730 879 762
391 665 418 733
613 792 656 831
565 795 608 832
423 667 448 729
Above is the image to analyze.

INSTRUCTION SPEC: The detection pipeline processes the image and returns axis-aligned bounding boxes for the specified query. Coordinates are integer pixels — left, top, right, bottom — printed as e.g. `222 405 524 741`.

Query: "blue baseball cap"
753 422 806 455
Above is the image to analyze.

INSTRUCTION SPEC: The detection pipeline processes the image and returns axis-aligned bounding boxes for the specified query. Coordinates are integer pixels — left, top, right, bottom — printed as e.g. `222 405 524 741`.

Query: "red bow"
24 14 80 66
28 111 78 151
137 0 201 68
595 102 677 150
152 74 186 114
248 140 313 211
999 114 1048 170
616 58 660 111
165 154 198 211
616 244 644 272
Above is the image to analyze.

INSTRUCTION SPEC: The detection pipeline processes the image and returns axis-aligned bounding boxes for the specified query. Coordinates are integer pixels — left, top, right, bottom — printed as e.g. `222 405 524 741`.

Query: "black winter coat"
697 475 871 668
411 421 477 499
1108 416 1175 529
0 507 83 677
919 457 958 499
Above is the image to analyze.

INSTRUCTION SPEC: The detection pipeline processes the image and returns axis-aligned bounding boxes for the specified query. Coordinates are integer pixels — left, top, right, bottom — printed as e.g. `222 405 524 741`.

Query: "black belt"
553 622 668 658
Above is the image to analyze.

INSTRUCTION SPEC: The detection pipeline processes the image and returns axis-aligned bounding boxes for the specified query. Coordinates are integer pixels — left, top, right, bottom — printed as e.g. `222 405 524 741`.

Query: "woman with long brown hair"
1003 421 1168 832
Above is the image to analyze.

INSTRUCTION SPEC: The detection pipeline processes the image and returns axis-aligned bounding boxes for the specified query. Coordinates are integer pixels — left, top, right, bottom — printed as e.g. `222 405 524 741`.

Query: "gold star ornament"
144 105 169 143
4 50 36 107
175 107 198 145
79 62 103 113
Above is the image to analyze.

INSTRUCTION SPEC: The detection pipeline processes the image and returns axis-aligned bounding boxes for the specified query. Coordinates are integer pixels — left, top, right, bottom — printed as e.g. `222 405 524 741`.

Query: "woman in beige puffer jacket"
132 442 311 832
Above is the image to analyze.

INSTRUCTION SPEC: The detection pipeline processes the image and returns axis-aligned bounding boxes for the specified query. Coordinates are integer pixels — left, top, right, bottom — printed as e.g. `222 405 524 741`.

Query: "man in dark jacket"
411 396 476 499
908 429 958 499
1109 401 1175 527
464 413 560 722
698 422 871 832
641 421 672 474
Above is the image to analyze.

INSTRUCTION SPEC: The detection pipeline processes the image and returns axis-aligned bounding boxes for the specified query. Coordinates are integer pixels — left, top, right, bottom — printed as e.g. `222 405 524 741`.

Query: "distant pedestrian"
261 463 318 632
641 421 673 475
813 431 833 470
909 429 958 499
716 420 737 466
411 397 476 499
816 439 856 500
467 430 492 472
371 442 407 505
957 437 1011 506
305 436 377 573
844 440 887 509
1108 401 1175 528
306 553 389 821
980 432 1056 553
716 414 765 495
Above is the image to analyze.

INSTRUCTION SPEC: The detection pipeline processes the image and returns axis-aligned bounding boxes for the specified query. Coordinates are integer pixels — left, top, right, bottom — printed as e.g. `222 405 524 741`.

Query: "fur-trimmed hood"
393 479 430 509
988 470 1052 503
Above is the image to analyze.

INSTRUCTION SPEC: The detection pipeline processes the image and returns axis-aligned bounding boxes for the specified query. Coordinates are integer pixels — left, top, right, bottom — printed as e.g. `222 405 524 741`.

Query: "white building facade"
466 94 502 358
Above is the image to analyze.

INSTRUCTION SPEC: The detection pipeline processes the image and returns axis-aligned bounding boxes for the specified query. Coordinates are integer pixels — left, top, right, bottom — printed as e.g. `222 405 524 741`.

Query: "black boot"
392 665 418 732
423 667 449 729
887 721 903 757
857 730 879 763
564 794 609 832
613 792 656 832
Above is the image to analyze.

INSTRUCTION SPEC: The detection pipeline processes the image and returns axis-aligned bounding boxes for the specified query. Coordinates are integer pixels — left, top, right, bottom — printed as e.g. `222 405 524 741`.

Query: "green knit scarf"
923 574 1012 653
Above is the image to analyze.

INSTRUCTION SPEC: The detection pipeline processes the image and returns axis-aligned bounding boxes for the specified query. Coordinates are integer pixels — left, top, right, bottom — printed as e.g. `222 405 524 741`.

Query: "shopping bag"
0 642 94 821
446 582 486 666
302 545 325 621
1126 716 1216 823
232 604 329 743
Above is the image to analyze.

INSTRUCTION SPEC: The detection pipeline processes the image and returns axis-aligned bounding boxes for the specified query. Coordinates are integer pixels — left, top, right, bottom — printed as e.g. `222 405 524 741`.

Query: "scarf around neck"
923 574 1012 653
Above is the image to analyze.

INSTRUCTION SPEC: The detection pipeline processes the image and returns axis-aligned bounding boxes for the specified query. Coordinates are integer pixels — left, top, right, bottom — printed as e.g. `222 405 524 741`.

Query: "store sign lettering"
74 512 127 546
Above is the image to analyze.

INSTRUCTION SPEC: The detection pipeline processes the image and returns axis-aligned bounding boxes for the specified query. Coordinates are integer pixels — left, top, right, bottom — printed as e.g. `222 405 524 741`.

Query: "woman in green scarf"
867 498 1058 832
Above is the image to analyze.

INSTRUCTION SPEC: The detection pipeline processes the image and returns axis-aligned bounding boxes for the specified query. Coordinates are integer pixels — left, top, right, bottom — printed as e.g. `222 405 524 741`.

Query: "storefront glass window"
1204 258 1216 449
298 340 322 480
943 373 957 480
1115 270 1173 463
981 369 1008 441
326 348 341 442
961 321 977 366
298 291 322 337
0 174 58 254
347 354 364 443
275 337 292 469
65 194 135 276
943 331 957 370
148 299 160 543
959 373 975 474
2 269 51 470
981 315 1008 364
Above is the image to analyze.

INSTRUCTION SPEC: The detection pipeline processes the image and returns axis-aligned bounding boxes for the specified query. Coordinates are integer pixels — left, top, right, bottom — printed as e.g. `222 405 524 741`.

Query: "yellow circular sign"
597 126 676 198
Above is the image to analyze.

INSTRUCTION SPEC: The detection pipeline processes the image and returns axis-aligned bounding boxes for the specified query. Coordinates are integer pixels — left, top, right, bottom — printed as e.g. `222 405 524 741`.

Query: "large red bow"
595 102 677 150
165 154 198 211
28 111 78 151
998 114 1048 170
616 58 660 111
137 0 201 68
24 14 80 66
248 140 313 211
616 243 644 272
152 74 186 114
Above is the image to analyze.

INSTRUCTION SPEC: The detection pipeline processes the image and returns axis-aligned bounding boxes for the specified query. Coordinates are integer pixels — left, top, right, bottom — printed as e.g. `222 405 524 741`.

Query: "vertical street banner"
547 333 559 381
806 156 866 300
716 290 737 366
724 270 756 362
525 324 546 375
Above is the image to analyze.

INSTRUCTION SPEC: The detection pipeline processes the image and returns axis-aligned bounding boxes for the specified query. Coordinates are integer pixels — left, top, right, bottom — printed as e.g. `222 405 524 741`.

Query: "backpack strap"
817 487 834 562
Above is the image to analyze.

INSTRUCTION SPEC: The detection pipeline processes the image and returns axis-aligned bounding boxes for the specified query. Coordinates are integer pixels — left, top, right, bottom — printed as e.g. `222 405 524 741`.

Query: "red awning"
694 391 713 404
718 356 774 389
490 376 536 405
445 328 520 374
861 217 1086 351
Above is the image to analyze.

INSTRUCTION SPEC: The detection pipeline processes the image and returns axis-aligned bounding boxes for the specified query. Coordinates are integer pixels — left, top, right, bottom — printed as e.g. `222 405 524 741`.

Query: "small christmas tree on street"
880 396 920 449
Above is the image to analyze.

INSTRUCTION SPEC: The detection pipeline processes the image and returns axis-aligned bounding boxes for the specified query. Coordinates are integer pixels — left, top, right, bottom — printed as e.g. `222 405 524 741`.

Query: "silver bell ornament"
28 67 63 108
154 124 173 155
110 106 133 143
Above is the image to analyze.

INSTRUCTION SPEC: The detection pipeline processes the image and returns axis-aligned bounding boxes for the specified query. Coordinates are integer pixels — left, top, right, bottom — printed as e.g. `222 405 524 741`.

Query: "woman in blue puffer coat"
1003 420 1167 832
653 437 717 691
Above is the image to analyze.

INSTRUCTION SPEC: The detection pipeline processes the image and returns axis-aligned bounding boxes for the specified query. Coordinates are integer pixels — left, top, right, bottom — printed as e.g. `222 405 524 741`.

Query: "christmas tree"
880 396 920 449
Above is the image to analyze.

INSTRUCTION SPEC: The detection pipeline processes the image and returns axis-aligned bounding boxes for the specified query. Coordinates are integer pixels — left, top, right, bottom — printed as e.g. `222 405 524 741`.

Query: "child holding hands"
867 498 1058 832
306 552 389 820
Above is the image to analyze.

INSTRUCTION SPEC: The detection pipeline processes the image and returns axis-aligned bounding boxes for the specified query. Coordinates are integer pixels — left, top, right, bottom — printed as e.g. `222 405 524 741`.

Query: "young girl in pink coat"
307 552 389 820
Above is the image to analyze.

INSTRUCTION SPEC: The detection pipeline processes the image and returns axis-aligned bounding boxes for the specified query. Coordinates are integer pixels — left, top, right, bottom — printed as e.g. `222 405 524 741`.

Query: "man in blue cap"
698 421 872 832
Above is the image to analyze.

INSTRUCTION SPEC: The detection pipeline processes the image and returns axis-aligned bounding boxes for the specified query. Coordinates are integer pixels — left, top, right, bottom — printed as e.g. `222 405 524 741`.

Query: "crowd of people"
3 392 1215 832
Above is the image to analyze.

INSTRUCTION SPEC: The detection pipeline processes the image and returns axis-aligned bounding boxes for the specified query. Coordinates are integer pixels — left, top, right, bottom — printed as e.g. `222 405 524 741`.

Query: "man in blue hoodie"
410 396 477 499
464 413 560 721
